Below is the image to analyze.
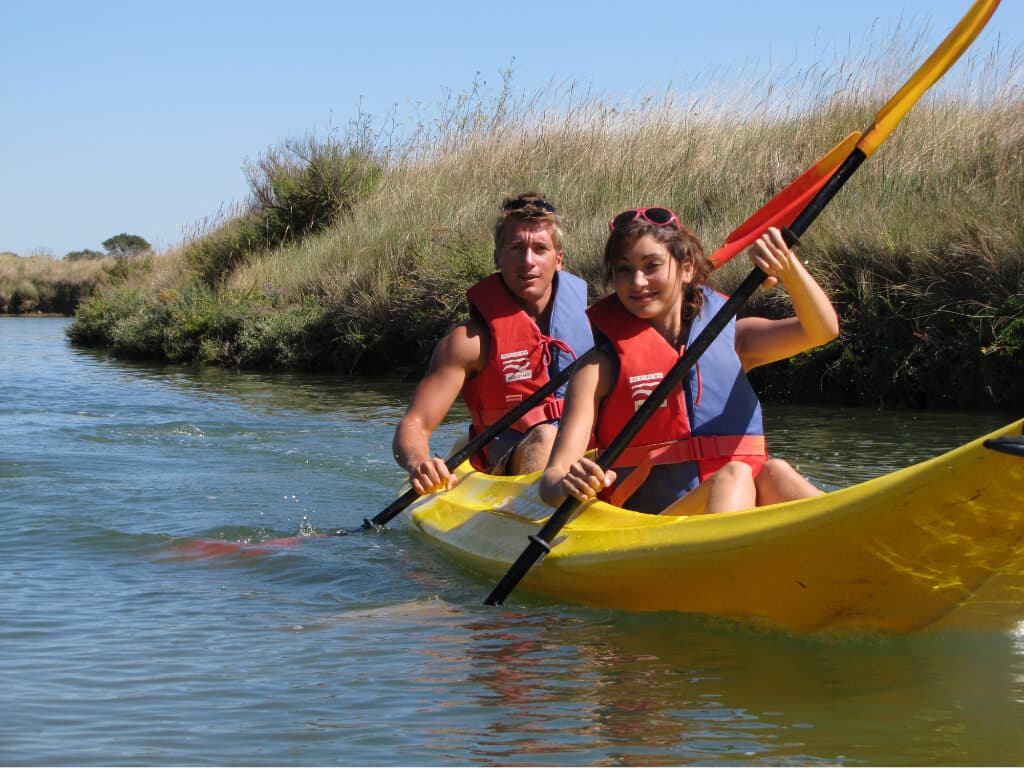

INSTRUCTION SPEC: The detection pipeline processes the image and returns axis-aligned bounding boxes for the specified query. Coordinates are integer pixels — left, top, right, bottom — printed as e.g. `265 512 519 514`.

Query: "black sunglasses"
503 197 557 214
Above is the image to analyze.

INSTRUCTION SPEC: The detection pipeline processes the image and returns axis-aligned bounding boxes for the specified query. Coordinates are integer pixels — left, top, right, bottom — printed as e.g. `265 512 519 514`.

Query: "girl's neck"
651 302 688 350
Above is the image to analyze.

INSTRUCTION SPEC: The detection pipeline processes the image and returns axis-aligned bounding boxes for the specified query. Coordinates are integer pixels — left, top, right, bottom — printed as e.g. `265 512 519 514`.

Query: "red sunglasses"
608 206 680 232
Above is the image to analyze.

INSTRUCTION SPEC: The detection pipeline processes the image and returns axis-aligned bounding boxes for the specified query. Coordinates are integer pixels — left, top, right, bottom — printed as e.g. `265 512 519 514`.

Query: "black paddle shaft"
484 149 868 606
344 354 582 534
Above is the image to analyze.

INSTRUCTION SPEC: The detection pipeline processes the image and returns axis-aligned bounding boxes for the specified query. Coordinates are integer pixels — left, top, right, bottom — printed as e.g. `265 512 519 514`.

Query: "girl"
538 207 839 516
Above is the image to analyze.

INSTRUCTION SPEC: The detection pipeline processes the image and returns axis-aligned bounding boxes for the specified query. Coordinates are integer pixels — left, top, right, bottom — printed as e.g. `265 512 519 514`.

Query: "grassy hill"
65 42 1023 409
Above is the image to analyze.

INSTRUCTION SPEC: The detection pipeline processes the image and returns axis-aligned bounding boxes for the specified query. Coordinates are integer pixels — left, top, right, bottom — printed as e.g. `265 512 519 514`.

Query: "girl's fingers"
563 460 605 501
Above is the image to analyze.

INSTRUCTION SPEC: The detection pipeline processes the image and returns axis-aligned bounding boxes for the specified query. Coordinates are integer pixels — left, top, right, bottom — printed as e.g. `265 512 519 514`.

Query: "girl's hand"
749 227 798 289
735 224 839 369
559 457 617 503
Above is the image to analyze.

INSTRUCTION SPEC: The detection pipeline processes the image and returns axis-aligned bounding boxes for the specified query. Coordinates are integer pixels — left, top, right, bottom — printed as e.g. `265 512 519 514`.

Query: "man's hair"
493 192 564 251
602 218 713 322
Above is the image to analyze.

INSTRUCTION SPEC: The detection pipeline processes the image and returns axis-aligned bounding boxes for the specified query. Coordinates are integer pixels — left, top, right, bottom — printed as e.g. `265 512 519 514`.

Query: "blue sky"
2 0 1020 257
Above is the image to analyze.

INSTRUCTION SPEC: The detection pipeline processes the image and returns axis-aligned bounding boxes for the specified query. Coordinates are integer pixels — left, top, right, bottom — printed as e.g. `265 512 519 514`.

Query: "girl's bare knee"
763 457 794 476
717 460 754 483
704 461 756 514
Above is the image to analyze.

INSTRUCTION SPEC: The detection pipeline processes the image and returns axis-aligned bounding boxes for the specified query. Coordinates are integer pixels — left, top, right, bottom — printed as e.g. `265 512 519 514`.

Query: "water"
3 316 1023 766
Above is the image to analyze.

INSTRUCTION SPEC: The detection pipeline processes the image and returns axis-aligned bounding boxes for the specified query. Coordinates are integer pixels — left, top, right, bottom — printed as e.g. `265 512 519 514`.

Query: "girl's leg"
754 457 822 506
661 461 756 516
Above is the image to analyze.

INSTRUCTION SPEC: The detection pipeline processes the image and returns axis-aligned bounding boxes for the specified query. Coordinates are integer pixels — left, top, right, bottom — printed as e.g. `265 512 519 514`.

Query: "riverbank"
0 252 113 315
65 39 1023 409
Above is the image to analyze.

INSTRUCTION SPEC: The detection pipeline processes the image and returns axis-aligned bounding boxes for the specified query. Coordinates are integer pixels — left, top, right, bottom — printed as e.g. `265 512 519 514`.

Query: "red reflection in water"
158 533 321 560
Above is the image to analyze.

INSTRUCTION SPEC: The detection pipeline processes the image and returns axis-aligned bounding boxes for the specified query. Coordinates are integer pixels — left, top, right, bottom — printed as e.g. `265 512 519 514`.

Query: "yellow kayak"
403 418 1024 634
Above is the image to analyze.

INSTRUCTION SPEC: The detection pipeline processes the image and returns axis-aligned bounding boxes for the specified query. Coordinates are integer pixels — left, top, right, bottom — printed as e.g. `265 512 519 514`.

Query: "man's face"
494 219 564 312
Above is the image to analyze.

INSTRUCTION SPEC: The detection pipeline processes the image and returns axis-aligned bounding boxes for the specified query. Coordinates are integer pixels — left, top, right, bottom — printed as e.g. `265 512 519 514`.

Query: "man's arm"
392 320 485 495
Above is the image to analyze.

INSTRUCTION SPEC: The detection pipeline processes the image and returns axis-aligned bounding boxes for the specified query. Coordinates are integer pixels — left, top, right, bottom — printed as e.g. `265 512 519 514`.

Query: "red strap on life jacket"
606 434 767 508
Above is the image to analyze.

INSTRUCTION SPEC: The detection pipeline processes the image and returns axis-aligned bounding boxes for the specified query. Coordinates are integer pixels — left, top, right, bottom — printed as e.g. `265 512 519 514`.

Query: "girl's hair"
602 218 713 321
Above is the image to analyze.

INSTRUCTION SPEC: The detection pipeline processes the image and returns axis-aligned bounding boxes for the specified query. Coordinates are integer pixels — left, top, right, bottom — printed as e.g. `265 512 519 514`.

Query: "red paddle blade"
708 131 861 267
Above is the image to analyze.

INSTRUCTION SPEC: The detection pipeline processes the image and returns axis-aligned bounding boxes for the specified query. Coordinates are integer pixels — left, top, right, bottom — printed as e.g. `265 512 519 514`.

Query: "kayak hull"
404 419 1024 634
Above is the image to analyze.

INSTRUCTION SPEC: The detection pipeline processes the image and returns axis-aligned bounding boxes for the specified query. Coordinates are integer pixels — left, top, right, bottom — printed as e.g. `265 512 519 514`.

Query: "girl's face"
612 234 693 323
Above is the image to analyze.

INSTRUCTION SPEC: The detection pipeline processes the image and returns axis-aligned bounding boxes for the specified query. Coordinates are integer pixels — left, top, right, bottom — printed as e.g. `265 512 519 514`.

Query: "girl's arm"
735 227 839 370
538 349 617 507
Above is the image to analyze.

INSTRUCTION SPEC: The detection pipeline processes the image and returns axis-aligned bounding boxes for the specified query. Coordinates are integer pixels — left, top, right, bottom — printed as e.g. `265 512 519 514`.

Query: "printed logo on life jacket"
501 349 533 383
629 372 667 411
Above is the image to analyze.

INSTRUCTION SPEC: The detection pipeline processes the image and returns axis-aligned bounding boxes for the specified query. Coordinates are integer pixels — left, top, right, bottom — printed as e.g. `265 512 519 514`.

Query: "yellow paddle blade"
709 130 861 267
859 0 1000 157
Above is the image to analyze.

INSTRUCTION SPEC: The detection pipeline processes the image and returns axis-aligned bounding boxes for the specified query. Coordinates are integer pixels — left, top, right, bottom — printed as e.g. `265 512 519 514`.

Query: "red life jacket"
461 272 591 467
587 291 766 509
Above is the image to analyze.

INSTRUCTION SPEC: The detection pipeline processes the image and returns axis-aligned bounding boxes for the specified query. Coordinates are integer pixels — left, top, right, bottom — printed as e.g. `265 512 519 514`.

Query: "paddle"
484 0 1000 607
330 354 583 535
707 130 861 267
185 358 581 548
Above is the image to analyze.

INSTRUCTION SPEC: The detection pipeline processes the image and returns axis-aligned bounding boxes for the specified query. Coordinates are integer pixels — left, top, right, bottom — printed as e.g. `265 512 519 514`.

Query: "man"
393 193 593 496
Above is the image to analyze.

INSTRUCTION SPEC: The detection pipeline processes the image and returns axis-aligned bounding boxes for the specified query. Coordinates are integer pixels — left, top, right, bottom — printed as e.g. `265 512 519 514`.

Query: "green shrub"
235 294 335 370
68 288 166 357
4 280 40 312
102 233 151 258
64 249 106 261
749 289 1024 410
985 295 1024 356
103 255 154 285
246 136 382 246
186 137 384 287
162 283 245 364
184 214 265 288
329 237 494 376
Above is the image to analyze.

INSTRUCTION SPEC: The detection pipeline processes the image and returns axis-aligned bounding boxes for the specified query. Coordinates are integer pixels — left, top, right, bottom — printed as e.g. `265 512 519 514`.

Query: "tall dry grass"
236 32 1018 301
69 26 1024 405
0 252 115 314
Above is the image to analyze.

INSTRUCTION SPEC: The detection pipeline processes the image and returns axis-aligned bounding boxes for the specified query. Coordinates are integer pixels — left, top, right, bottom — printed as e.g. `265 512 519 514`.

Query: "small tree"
102 233 151 259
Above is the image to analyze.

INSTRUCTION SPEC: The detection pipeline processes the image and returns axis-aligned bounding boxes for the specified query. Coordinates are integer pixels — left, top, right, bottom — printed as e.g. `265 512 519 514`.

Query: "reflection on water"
355 603 1024 766
72 345 417 420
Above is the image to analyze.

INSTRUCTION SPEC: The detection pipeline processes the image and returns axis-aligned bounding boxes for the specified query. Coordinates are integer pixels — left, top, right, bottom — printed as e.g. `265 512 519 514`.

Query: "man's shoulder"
435 316 488 372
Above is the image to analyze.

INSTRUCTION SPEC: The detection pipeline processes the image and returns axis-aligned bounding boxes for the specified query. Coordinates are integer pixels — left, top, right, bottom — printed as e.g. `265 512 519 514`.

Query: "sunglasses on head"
503 197 557 214
608 206 680 232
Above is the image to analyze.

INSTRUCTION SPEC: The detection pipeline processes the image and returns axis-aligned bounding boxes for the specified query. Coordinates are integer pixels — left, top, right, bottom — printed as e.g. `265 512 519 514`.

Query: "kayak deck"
404 419 1024 634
